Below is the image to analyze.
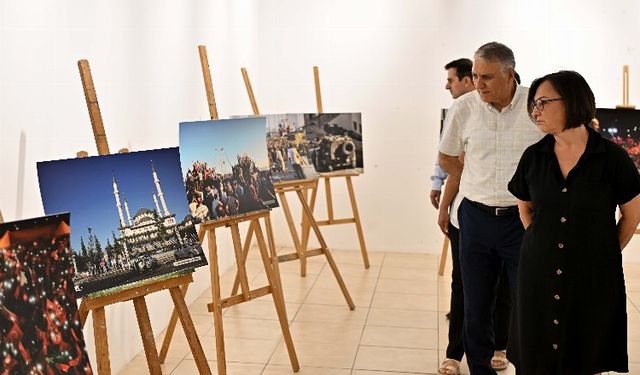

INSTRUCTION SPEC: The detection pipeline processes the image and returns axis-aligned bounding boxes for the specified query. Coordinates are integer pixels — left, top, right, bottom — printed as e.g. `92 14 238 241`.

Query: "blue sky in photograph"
179 117 269 175
37 148 189 253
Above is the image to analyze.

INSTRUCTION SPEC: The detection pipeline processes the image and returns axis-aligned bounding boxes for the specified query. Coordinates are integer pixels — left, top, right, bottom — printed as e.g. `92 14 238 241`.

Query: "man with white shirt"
436 58 513 375
439 42 543 374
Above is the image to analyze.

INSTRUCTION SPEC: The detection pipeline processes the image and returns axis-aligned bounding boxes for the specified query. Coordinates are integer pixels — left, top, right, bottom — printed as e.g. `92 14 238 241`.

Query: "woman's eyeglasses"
530 98 563 111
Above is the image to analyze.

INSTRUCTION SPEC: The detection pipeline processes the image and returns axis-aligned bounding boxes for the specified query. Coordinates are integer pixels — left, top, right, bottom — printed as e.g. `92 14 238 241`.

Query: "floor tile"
270 340 359 368
360 325 438 350
371 291 438 311
187 336 279 364
171 360 263 374
263 364 350 374
293 303 368 325
375 277 438 295
289 320 364 345
379 265 439 281
366 308 439 329
353 346 438 373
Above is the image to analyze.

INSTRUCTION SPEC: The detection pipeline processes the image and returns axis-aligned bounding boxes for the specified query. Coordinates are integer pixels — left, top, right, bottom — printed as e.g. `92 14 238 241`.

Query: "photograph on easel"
179 117 279 224
594 108 640 169
303 113 363 173
36 148 208 298
265 113 319 182
0 213 93 374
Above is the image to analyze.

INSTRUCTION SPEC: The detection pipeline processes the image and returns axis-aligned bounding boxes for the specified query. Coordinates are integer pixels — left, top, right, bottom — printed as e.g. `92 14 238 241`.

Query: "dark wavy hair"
528 70 595 129
444 58 472 80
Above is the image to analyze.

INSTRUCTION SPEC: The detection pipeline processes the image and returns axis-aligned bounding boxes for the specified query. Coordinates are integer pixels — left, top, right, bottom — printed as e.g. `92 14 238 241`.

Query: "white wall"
2 0 640 372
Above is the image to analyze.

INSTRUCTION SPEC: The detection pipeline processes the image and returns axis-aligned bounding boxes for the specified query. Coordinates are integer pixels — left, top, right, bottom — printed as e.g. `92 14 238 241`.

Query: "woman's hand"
517 199 534 229
618 194 640 250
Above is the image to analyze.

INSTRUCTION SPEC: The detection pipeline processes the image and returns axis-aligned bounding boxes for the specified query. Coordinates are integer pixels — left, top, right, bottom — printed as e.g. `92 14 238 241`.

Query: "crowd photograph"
179 117 279 225
266 113 318 181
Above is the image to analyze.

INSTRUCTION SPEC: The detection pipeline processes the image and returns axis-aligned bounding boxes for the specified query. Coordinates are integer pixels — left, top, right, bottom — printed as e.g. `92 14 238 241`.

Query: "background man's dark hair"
444 58 472 80
528 70 595 129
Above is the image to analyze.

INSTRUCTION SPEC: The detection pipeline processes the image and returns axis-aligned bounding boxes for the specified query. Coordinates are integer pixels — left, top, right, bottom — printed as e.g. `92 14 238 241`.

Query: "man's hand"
438 207 449 235
430 190 441 209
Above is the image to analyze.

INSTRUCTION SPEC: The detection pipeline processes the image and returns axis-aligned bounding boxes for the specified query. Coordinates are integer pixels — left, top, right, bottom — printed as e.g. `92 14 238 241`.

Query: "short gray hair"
474 42 516 70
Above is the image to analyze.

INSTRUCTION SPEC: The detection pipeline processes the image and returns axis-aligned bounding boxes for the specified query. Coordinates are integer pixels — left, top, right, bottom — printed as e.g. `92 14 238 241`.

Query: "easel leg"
231 221 255 296
264 216 286 308
297 190 355 310
79 300 89 329
207 230 227 375
300 179 319 254
158 283 189 363
169 286 212 375
346 176 370 269
325 177 334 222
133 297 162 375
438 236 450 276
92 307 112 375
278 190 307 277
157 221 205 362
254 219 300 372
230 223 251 299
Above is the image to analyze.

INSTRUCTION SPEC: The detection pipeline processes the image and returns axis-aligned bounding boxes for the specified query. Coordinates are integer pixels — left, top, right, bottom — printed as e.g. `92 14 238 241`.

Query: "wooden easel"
238 67 355 310
438 236 449 276
617 65 636 110
75 59 211 375
202 210 299 375
158 46 299 375
298 66 370 270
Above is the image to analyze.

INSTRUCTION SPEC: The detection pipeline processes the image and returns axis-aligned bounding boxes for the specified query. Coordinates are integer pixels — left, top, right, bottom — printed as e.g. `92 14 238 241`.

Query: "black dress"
507 125 640 375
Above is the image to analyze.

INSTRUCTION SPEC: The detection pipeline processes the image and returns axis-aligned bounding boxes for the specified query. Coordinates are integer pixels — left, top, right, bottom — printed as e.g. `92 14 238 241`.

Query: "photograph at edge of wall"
0 213 93 374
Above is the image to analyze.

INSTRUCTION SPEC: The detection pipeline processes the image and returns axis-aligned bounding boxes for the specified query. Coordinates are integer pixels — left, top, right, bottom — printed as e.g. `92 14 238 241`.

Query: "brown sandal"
438 358 461 375
491 350 509 371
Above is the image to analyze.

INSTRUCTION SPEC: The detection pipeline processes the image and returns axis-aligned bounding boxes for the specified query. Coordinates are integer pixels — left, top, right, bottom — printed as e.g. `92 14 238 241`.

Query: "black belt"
467 200 518 217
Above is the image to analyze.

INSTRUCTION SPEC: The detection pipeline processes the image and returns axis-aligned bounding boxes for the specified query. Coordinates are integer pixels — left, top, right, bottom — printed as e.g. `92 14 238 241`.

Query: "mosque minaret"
112 175 126 229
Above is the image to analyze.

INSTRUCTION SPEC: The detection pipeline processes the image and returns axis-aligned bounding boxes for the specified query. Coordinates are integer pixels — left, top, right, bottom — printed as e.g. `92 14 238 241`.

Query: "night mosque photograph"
36 147 207 297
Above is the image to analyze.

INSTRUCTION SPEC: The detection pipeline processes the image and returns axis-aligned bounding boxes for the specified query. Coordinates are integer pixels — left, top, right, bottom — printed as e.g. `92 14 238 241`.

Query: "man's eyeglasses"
530 98 563 111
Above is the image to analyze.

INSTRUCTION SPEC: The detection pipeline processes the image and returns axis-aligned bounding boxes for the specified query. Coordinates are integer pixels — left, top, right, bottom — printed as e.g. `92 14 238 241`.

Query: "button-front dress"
507 126 640 375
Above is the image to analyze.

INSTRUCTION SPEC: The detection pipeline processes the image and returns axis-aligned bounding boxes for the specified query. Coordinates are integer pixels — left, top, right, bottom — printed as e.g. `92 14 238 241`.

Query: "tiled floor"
119 249 640 374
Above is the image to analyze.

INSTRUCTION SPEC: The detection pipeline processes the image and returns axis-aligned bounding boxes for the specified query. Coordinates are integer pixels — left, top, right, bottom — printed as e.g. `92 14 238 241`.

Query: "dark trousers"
446 222 511 361
458 199 523 375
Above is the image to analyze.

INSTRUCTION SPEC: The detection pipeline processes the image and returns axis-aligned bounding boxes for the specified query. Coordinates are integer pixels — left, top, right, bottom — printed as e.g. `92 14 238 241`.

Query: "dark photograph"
595 108 640 169
0 214 93 374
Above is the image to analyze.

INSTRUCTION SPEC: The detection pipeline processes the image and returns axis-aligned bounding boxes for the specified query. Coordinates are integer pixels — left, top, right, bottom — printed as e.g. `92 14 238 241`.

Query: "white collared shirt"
439 86 544 207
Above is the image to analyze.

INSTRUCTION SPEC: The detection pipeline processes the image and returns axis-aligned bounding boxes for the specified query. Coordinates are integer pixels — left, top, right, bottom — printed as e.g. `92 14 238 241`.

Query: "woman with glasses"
507 70 640 374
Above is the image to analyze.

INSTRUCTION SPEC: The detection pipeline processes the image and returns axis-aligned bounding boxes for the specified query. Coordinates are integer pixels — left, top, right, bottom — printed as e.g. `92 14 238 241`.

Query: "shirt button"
552 344 558 350
562 188 568 193
560 217 567 223
553 319 559 325
556 269 562 275
554 294 560 300
558 243 564 249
